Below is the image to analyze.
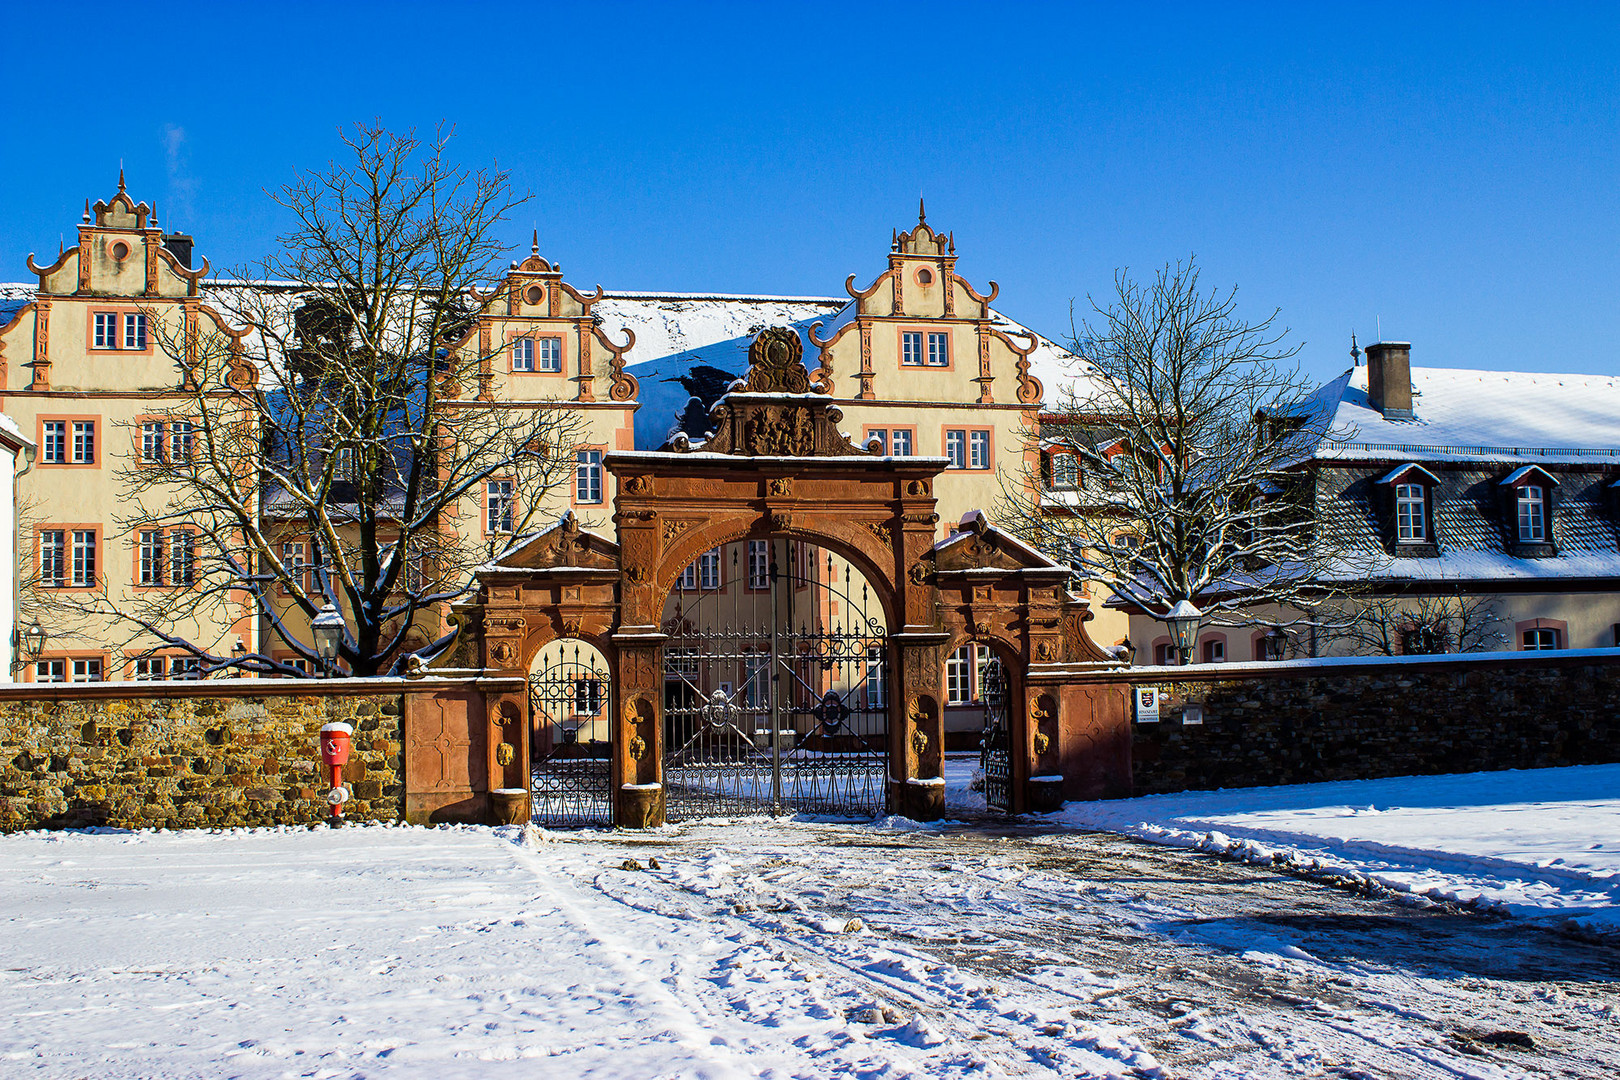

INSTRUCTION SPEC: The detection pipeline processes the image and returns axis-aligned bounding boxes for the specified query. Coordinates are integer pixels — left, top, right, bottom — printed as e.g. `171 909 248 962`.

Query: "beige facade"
1 182 1119 678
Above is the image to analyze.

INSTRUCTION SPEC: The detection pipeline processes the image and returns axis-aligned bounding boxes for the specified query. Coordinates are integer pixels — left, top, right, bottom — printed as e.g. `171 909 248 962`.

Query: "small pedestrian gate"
980 658 1013 812
529 640 614 825
661 538 889 820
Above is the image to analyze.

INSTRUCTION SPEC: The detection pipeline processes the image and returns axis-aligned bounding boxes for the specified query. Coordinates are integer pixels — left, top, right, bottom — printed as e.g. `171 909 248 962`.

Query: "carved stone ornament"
625 510 656 522
769 477 793 497
910 728 929 757
561 617 583 638
1036 640 1056 662
627 734 647 761
901 512 939 525
907 479 930 496
908 561 932 586
1033 733 1051 755
865 521 893 546
626 566 650 584
746 406 814 456
624 475 653 495
663 518 696 542
495 742 515 767
770 512 793 533
490 641 517 664
745 326 812 393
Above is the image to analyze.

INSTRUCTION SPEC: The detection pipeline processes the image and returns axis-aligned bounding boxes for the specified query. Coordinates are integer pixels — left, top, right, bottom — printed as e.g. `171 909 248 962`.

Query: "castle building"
0 181 1125 684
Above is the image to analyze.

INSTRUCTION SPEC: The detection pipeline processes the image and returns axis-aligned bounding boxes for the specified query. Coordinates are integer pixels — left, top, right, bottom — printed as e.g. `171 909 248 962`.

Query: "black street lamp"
1164 600 1202 666
312 603 345 678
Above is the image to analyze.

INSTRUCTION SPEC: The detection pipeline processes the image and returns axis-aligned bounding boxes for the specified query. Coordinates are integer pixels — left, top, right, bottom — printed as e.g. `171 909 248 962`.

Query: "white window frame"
71 530 97 587
1395 483 1427 542
890 429 913 456
1517 485 1546 542
864 645 886 708
741 650 770 710
1522 627 1559 650
698 548 721 591
926 331 948 367
747 540 770 590
134 657 166 680
1203 639 1226 664
169 421 194 463
35 659 66 683
41 421 66 464
538 336 563 373
867 429 888 454
140 422 165 463
901 331 924 366
71 658 103 683
576 450 604 504
511 337 535 372
944 429 966 470
40 530 66 587
169 530 196 585
1050 452 1079 489
138 529 164 585
71 421 95 465
486 480 514 534
123 312 147 350
969 430 990 470
93 312 117 350
946 644 974 705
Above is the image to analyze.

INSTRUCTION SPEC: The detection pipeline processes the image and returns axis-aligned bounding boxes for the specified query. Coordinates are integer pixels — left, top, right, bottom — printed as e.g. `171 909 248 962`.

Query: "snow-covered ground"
5 809 1618 1078
1049 764 1620 937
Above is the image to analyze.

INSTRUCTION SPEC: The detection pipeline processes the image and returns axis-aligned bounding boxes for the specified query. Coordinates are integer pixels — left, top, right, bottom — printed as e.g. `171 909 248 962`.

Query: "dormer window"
1499 465 1559 556
1395 483 1426 542
1050 452 1078 490
1377 463 1441 555
1516 485 1546 542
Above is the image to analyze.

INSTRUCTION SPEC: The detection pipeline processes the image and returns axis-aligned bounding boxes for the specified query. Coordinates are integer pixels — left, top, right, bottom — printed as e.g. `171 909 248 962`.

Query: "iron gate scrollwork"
980 657 1012 812
529 640 614 825
661 538 889 820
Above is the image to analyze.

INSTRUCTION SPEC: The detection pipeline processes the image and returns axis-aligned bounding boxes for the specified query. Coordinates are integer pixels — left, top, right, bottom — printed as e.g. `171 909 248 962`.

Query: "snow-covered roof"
1312 365 1620 464
617 293 1097 449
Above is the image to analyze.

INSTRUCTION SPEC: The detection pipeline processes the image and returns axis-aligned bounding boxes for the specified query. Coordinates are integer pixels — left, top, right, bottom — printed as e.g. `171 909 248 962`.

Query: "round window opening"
111 241 130 260
525 285 543 305
916 268 934 285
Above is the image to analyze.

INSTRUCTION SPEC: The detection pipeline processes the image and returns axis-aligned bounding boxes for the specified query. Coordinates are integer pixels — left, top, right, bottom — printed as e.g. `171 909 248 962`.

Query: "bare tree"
1000 257 1365 632
1325 593 1507 656
56 124 583 677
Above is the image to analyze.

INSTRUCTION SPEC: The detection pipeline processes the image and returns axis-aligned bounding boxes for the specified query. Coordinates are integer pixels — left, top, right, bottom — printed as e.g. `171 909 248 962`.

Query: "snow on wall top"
1318 365 1620 463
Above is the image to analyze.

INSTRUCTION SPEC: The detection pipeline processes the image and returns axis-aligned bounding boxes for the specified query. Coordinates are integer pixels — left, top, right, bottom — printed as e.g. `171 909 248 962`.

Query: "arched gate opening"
660 538 889 820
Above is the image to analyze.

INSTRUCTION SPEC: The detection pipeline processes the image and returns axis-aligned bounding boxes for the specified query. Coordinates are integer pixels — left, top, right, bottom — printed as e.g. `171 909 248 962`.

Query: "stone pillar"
612 639 665 827
890 633 947 820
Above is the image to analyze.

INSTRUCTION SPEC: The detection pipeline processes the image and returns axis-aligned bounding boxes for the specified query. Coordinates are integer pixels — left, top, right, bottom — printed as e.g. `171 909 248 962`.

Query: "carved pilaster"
30 300 50 389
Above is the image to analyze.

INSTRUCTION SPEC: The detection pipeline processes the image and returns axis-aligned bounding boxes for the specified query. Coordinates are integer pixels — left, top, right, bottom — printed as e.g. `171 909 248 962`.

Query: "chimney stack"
162 232 195 269
1364 341 1413 420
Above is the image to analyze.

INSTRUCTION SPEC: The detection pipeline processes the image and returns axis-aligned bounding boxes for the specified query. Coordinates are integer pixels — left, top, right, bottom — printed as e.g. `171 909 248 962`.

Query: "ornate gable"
491 511 621 571
806 202 1041 405
664 327 867 457
457 231 637 403
26 172 207 299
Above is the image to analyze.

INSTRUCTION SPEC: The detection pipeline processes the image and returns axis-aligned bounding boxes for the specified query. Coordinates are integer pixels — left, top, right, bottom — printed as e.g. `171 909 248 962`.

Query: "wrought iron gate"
529 640 614 825
661 539 889 820
980 658 1013 812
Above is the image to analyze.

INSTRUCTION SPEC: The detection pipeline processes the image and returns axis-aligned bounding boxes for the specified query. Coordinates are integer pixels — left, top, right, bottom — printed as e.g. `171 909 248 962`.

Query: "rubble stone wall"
1109 652 1620 796
0 684 404 831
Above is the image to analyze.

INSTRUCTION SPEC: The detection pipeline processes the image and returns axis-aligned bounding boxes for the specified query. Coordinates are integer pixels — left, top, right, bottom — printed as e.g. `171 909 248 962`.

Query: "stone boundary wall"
0 680 419 831
1063 650 1620 796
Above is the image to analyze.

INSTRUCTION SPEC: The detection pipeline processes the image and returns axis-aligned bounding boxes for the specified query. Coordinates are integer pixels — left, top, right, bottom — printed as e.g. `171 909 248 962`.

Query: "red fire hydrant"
320 722 354 827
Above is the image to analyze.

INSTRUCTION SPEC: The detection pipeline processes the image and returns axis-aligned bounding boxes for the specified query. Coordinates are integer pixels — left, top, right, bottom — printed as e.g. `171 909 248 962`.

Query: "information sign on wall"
1134 686 1160 723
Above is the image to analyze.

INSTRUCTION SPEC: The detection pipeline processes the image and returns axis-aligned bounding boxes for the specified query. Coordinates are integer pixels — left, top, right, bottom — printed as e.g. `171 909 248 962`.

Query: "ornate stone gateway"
661 541 888 820
461 326 1129 827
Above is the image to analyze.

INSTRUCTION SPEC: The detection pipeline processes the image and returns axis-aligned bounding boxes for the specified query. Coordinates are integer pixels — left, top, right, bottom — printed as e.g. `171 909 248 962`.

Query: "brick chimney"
1364 341 1413 420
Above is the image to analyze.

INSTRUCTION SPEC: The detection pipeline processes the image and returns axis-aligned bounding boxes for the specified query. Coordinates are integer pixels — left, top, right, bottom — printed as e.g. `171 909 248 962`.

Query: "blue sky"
4 2 1617 383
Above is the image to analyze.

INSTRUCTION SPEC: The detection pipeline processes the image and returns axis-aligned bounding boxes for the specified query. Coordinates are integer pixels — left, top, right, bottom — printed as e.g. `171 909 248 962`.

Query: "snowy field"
4 810 1618 1078
1049 763 1620 937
